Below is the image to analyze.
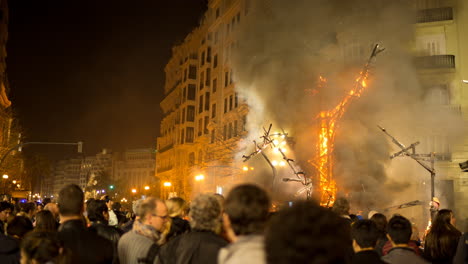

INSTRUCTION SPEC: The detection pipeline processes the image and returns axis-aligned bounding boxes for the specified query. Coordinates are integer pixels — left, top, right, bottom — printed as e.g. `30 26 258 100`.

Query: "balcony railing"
415 55 455 69
417 7 453 23
158 143 174 153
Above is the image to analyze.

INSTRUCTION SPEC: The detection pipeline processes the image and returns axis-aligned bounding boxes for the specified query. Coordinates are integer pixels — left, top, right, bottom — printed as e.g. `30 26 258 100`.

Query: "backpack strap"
137 243 160 264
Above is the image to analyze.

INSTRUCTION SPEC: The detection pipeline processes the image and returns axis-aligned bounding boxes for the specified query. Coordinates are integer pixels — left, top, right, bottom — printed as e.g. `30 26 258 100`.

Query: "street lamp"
12 180 16 184
2 174 8 179
163 182 172 187
131 188 137 194
144 186 150 190
195 174 205 181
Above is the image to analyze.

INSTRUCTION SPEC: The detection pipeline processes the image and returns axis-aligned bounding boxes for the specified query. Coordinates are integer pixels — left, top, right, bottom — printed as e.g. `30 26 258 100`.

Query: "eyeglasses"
152 214 169 220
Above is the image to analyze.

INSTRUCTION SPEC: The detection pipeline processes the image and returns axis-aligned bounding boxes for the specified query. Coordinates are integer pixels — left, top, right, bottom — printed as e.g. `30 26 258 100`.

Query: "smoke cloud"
230 0 466 220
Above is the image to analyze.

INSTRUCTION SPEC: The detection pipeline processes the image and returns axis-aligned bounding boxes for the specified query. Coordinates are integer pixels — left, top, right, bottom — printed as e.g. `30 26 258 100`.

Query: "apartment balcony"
416 7 453 23
157 165 173 173
158 143 174 153
415 55 455 69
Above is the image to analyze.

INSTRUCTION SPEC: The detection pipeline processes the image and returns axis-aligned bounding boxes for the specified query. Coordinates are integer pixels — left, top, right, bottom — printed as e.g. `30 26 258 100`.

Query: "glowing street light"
144 186 150 190
2 174 8 179
195 174 205 181
131 188 137 193
163 182 172 187
12 180 16 184
243 166 249 171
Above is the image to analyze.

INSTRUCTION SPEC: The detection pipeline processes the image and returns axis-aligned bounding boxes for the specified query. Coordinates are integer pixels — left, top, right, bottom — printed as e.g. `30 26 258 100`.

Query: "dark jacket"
89 221 122 263
166 217 190 242
454 233 468 264
352 250 388 264
0 234 20 264
158 230 228 264
58 219 114 264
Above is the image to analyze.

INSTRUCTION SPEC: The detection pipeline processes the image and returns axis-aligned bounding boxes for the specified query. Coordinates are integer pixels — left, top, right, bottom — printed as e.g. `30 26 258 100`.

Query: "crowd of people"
0 183 467 264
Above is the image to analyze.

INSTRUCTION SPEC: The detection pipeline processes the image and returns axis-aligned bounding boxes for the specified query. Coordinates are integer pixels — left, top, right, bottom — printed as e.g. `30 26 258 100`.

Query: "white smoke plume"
230 0 466 219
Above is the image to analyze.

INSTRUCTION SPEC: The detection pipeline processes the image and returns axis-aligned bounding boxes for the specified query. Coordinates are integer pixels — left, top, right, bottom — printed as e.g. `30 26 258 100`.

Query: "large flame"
312 69 370 207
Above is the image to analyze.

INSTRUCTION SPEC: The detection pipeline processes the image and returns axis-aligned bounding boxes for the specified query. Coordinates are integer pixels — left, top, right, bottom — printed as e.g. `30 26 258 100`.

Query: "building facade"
156 0 250 199
412 0 468 220
114 148 156 197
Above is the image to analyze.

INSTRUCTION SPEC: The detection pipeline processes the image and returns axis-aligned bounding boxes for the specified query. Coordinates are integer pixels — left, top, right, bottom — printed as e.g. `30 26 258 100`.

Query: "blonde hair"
166 197 187 218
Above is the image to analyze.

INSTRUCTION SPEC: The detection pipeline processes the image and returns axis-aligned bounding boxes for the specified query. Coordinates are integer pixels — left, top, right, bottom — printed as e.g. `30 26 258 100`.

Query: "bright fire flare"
313 69 370 207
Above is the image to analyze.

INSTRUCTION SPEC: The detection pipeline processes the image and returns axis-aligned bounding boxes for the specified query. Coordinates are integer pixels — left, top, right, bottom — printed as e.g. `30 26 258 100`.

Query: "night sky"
6 0 207 159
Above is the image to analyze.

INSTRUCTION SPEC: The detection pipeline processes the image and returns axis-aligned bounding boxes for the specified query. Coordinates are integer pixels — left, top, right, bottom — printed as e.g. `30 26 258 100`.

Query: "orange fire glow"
313 70 370 207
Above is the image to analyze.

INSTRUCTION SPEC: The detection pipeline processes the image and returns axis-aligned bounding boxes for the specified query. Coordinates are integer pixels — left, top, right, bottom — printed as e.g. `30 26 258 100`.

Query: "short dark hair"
21 202 37 213
0 201 13 212
370 213 387 233
387 215 412 244
265 200 351 264
86 200 108 224
7 216 33 238
351 220 379 248
224 184 270 235
58 184 84 216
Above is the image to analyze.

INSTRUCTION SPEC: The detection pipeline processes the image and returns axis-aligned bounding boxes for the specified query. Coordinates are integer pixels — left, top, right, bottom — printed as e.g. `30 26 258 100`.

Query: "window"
182 87 187 102
230 69 234 84
242 115 247 131
187 84 196 100
204 116 209 134
189 65 197 79
184 68 187 82
229 95 233 111
200 71 204 90
205 92 210 111
198 150 203 164
234 120 238 137
228 123 233 139
206 68 211 86
224 98 228 113
237 12 241 23
207 47 212 63
235 93 238 108
212 78 217 93
225 72 229 87
180 129 185 144
186 128 194 143
187 106 195 122
211 104 216 118
198 119 203 136
213 54 218 68
182 108 186 124
199 95 204 113
216 8 220 18
188 152 195 165
223 125 227 140
201 51 206 66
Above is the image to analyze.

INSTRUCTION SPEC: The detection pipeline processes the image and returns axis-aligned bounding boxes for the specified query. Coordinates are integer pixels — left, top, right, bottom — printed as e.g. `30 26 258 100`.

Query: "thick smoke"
231 0 466 217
